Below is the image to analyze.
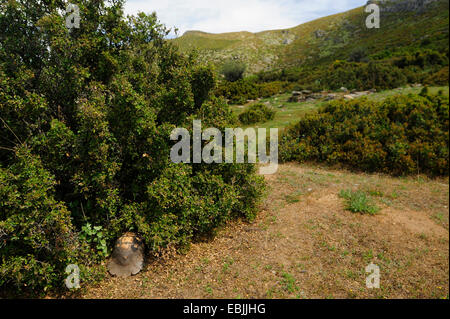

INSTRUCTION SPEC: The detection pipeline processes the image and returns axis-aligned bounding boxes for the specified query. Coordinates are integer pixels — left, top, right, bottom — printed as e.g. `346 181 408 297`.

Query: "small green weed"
339 190 379 215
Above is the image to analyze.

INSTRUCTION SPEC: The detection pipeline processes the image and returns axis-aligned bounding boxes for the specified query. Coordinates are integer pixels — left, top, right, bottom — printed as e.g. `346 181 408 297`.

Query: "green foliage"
248 49 447 92
220 59 246 82
281 272 299 293
239 103 276 125
249 51 446 94
393 49 448 69
348 47 369 63
321 61 408 91
257 81 286 98
425 67 449 86
0 148 78 293
339 190 379 215
216 79 289 105
79 224 108 258
280 92 449 176
216 79 259 105
0 0 264 294
190 64 217 109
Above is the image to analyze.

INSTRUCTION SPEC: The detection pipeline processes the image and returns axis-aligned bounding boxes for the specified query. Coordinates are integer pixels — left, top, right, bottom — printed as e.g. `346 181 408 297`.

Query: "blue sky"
124 0 367 36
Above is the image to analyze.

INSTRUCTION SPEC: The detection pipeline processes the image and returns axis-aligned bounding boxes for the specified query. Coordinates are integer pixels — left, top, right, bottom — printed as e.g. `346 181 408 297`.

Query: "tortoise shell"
107 232 144 277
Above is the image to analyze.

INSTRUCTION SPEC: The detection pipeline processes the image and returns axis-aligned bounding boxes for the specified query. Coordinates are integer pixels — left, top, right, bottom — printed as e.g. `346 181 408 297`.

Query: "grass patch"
281 272 299 293
284 191 303 204
339 190 380 215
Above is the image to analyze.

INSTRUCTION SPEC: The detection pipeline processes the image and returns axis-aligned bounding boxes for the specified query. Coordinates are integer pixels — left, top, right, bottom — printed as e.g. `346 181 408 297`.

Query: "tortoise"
107 232 144 277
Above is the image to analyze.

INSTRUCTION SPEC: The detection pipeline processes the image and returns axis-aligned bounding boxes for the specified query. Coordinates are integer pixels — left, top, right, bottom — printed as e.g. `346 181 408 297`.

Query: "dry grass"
77 163 449 299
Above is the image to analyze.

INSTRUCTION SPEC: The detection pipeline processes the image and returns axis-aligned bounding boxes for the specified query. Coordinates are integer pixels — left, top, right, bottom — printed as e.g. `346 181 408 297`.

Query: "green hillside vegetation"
238 103 276 125
231 86 450 129
174 0 449 105
173 1 449 75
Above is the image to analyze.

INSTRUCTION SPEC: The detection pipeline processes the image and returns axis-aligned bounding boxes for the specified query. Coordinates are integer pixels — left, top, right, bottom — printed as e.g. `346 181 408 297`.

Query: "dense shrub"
220 59 246 82
280 92 449 176
425 67 449 86
393 49 448 69
321 61 408 91
253 49 448 93
216 79 289 105
216 79 260 104
0 148 79 293
258 81 287 98
238 103 276 125
348 47 369 63
218 52 446 105
0 1 264 294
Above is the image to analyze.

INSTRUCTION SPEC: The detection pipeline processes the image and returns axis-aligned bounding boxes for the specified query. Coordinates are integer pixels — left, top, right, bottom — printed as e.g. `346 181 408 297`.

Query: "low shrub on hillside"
321 61 408 91
393 49 448 69
216 79 289 105
220 60 246 82
216 79 259 105
280 92 449 176
252 49 448 92
238 103 276 125
425 67 449 86
258 81 287 98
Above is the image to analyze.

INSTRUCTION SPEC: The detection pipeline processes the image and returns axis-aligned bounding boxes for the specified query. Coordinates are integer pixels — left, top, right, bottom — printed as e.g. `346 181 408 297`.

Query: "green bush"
258 81 287 98
348 48 369 63
321 61 408 91
239 103 276 125
393 49 448 69
220 60 246 82
216 79 260 105
0 148 78 293
0 1 264 294
280 92 449 176
253 50 448 94
215 79 289 105
339 190 379 215
425 67 449 86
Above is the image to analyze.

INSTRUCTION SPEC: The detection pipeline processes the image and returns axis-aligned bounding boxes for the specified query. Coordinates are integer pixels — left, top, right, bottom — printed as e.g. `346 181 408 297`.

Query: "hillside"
172 0 449 74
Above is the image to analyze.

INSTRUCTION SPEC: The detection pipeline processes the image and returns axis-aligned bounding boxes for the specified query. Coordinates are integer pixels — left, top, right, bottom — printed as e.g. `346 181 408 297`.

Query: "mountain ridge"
172 0 449 74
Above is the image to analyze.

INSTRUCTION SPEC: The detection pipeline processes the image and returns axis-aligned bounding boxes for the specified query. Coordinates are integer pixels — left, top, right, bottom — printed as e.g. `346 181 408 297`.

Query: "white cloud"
124 0 366 36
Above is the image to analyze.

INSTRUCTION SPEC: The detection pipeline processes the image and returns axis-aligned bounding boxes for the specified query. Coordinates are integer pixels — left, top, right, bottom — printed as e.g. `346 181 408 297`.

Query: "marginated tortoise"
107 232 144 277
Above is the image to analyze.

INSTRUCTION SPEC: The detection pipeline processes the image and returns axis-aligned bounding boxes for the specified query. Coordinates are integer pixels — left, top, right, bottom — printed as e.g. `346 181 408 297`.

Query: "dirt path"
80 163 449 299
